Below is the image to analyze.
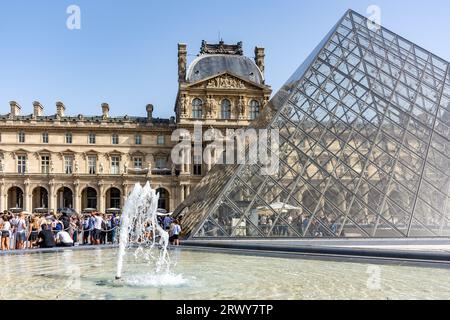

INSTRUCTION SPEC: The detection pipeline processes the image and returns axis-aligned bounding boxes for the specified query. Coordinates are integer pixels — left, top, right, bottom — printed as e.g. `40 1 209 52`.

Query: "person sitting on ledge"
56 229 74 247
38 223 56 249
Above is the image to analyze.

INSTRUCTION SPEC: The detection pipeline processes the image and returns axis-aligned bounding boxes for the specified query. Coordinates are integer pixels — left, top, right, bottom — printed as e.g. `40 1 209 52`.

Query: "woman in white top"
1 215 11 251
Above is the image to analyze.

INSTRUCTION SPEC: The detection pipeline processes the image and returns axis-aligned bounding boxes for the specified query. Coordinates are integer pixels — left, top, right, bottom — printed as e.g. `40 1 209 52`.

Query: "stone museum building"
0 41 272 214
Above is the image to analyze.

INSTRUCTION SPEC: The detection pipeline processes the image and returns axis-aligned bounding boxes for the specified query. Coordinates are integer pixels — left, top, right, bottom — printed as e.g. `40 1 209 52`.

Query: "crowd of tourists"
0 210 182 251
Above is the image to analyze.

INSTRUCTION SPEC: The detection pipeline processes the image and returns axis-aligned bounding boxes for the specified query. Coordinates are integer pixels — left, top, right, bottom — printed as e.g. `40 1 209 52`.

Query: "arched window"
249 100 260 120
192 98 203 119
221 99 231 119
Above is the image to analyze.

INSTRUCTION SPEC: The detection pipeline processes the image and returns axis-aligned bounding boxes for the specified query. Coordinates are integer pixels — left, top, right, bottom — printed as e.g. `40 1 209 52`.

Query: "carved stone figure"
206 98 213 118
238 97 246 117
123 163 128 174
207 75 245 89
180 96 188 116
209 97 218 116
99 163 104 174
74 161 79 173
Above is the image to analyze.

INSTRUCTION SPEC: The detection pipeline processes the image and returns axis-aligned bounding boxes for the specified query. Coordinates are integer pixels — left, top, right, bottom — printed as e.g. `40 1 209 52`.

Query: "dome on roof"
186 54 264 84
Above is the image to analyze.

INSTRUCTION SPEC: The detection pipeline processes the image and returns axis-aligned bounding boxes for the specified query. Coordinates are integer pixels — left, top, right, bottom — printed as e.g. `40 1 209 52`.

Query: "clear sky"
1 0 449 119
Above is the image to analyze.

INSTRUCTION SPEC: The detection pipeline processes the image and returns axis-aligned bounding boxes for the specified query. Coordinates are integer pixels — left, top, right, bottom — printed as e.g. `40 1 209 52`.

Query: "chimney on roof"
56 102 65 118
178 43 187 83
9 101 21 118
33 101 44 118
101 103 110 119
146 104 154 122
254 47 265 77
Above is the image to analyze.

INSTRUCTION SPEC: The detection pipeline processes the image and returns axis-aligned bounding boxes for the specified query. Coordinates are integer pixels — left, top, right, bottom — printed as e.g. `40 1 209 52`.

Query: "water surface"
1 248 449 300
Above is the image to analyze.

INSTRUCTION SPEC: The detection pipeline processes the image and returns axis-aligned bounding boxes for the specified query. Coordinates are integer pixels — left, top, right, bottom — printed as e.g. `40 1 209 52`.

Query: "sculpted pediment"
187 72 264 90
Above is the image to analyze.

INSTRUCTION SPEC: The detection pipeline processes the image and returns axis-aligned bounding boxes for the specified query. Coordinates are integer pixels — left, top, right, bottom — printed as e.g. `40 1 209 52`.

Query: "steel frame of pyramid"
175 10 450 239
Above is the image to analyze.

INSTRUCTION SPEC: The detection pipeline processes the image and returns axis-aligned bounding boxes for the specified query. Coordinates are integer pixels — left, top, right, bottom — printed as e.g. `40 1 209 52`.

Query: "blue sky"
0 0 449 119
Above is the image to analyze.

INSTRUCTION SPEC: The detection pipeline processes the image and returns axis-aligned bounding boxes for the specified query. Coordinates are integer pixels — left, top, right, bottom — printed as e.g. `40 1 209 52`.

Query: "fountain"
115 182 170 280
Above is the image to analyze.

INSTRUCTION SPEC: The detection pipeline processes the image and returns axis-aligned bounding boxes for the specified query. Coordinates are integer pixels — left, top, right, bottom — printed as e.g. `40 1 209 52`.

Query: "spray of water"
115 182 170 280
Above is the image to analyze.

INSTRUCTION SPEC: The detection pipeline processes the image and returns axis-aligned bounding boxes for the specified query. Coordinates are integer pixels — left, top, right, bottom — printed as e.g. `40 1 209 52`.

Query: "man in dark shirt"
38 223 56 248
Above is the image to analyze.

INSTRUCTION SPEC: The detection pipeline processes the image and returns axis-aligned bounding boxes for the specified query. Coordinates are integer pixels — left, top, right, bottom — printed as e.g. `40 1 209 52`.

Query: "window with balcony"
133 157 143 169
41 156 50 174
155 158 167 169
111 156 120 175
64 156 74 174
88 156 97 175
17 155 26 174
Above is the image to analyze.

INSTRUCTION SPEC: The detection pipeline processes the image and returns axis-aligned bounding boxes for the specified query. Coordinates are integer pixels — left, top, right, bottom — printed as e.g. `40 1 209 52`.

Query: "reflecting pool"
1 248 449 300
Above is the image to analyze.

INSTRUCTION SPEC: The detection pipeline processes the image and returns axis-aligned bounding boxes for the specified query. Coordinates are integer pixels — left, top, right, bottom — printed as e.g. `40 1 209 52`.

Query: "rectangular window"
133 157 143 169
17 155 26 174
41 156 50 174
18 131 25 143
112 134 119 145
111 156 120 175
42 132 49 144
88 133 96 144
155 158 166 169
64 156 73 174
157 135 165 145
193 155 202 176
135 134 142 145
88 156 97 175
65 133 73 144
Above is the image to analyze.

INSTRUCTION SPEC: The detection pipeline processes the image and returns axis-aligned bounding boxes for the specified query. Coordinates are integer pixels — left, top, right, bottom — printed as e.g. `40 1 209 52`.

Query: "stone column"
122 184 129 208
49 182 56 212
180 184 185 202
186 184 191 198
0 182 4 212
24 181 31 212
74 182 81 213
99 184 105 213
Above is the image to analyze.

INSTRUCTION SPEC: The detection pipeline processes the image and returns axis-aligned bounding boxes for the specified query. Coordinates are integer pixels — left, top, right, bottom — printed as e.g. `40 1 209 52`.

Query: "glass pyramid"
176 9 450 239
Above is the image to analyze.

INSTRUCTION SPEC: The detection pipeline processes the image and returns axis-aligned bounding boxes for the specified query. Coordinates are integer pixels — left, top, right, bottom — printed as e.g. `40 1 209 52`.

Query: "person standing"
93 212 104 245
82 215 90 245
109 214 118 244
28 217 40 249
171 220 182 246
1 215 11 251
100 214 107 245
15 213 27 250
163 215 172 232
